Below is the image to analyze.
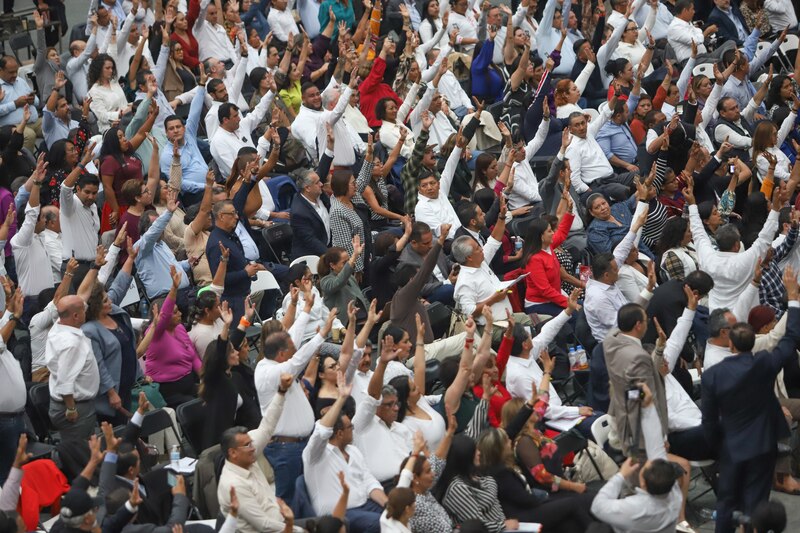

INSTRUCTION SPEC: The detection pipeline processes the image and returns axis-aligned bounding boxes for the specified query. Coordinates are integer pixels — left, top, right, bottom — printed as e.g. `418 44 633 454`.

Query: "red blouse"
473 335 513 427
523 213 574 307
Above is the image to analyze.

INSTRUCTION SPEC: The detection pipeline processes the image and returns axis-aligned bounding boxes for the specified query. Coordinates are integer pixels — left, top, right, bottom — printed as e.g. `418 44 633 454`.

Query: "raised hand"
683 284 698 311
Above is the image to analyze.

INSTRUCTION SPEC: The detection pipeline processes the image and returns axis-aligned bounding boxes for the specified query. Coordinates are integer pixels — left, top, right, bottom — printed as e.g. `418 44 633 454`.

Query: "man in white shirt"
685 182 780 310
217 375 304 533
303 373 387 532
446 0 480 54
316 75 361 168
584 211 654 342
353 344 413 485
414 132 464 241
254 310 336 501
591 384 684 533
505 292 596 434
291 83 326 163
66 27 99 106
210 89 275 177
565 91 632 204
194 0 237 63
106 4 154 79
634 0 674 40
666 0 734 64
0 290 26 486
46 295 98 442
764 0 797 31
203 57 250 138
536 0 577 75
267 0 299 43
60 161 101 290
507 111 549 211
11 163 58 325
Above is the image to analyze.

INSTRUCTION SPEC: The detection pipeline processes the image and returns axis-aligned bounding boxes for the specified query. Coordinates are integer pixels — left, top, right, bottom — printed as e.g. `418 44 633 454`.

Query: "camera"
626 385 644 401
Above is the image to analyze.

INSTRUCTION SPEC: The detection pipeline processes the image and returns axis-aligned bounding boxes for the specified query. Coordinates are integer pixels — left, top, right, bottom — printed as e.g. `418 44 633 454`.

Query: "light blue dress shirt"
0 77 39 127
134 210 190 299
160 88 207 194
596 121 638 165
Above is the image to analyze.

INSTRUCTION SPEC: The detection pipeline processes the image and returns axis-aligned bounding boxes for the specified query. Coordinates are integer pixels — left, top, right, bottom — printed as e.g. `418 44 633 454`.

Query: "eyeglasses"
218 211 238 217
625 27 637 32
237 441 255 449
380 400 400 408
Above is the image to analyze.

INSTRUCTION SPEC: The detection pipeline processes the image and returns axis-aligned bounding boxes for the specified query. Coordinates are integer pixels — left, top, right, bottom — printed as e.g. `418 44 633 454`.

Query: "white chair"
583 108 600 123
780 34 799 56
692 63 714 79
597 101 609 116
289 254 320 275
250 270 282 294
119 279 141 308
591 414 612 449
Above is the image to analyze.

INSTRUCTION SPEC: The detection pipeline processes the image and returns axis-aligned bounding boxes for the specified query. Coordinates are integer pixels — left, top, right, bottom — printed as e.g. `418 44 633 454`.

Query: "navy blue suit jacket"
701 305 800 462
290 151 333 260
709 5 750 47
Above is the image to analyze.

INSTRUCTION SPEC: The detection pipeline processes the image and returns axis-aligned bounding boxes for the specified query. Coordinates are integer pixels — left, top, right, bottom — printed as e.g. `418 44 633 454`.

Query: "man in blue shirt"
134 189 193 315
721 29 786 116
596 101 640 174
161 76 208 208
0 56 41 152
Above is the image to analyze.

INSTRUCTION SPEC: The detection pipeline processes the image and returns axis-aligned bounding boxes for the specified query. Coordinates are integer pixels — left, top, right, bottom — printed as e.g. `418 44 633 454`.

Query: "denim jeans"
345 499 383 533
0 413 25 486
426 283 455 307
264 439 307 502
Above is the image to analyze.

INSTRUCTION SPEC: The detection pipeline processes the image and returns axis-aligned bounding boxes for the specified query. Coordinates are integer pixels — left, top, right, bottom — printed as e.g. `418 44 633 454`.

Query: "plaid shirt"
759 225 799 316
401 129 440 215
329 160 374 273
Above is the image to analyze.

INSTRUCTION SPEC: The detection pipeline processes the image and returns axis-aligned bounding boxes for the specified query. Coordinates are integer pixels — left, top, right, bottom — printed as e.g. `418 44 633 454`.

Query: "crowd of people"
1 0 800 531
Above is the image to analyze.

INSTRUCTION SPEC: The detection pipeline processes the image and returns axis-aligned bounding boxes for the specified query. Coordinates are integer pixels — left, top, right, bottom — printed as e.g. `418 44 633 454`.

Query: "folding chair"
692 63 714 79
176 399 205 458
139 408 183 453
9 32 35 63
250 270 283 323
27 382 55 443
554 427 605 481
590 414 613 449
688 459 716 500
289 255 320 275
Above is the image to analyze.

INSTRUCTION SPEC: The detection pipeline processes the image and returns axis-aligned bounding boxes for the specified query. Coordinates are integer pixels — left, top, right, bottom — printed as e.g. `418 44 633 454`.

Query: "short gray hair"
212 199 234 217
381 384 397 398
709 308 732 338
296 169 318 190
60 512 89 528
321 88 340 110
452 235 476 264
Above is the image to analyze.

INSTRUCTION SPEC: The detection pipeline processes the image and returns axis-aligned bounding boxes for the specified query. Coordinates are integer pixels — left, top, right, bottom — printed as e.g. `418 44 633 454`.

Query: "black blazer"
290 152 333 260
708 6 749 47
701 305 800 463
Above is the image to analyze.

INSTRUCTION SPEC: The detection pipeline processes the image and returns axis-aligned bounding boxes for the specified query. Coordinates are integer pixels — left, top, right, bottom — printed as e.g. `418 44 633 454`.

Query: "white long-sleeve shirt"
508 117 548 210
210 90 275 176
667 17 707 63
764 0 797 30
46 322 99 402
194 0 237 62
689 204 778 310
353 395 413 482
11 204 56 297
564 104 614 194
661 308 702 431
453 236 513 324
415 146 462 239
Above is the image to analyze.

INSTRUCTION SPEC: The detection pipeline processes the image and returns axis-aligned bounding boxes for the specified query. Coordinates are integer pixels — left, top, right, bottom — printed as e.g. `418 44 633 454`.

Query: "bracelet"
416 342 424 347
277 387 288 395
77 163 86 170
32 180 42 187
464 338 474 344
220 257 229 263
542 371 551 376
65 406 77 413
64 271 74 277
239 317 252 328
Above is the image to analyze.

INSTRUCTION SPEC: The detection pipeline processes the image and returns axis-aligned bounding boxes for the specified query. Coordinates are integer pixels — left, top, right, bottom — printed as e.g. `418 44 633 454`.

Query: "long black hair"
47 139 75 173
99 126 130 166
433 434 479 501
389 375 411 423
87 53 117 88
765 74 791 110
656 216 688 255
520 217 551 264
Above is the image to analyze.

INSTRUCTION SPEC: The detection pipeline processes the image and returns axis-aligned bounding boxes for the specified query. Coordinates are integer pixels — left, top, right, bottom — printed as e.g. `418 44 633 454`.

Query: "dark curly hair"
87 53 118 89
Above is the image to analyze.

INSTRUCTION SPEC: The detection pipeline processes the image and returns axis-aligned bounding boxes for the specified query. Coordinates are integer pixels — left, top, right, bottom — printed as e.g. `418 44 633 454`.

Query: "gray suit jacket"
603 328 669 458
397 246 452 298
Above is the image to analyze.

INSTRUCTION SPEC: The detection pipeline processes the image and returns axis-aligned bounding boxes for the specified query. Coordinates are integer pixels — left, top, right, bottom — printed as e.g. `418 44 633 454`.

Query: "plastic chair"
139 408 182 452
780 34 799 55
9 32 35 63
692 63 714 79
176 398 205 457
289 255 320 275
119 279 141 308
583 108 599 123
251 270 281 294
590 414 612 450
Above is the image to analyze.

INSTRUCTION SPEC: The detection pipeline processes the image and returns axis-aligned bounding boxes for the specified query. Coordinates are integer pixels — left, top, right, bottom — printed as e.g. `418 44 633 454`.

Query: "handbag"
130 380 167 412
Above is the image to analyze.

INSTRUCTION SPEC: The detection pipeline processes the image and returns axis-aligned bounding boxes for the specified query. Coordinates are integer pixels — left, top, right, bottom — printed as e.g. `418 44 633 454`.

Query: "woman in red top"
521 200 574 316
171 1 201 69
472 310 514 428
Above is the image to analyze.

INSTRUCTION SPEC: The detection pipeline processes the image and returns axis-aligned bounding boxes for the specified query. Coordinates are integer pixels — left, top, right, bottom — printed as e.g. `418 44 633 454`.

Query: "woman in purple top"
145 265 202 407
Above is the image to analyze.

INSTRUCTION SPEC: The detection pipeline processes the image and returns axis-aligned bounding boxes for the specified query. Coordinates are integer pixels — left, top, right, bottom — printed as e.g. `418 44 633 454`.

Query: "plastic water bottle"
140 299 149 320
574 345 588 369
170 445 180 468
568 347 578 369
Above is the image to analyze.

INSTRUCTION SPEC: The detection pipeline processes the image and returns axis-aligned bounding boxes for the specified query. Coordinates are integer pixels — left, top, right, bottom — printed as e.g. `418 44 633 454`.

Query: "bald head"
57 295 87 327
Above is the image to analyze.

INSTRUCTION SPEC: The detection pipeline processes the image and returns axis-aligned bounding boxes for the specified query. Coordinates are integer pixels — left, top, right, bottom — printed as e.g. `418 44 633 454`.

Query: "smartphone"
626 387 643 401
675 103 684 116
167 471 176 487
728 163 736 174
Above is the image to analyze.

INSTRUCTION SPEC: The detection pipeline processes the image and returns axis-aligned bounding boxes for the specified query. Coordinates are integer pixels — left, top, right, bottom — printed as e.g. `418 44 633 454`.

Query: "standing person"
46 294 98 442
0 288 25 486
702 267 800 533
0 56 41 153
87 54 131 134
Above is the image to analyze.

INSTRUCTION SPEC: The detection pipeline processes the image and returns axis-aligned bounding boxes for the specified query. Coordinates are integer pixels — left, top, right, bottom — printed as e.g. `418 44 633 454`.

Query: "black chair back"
176 399 205 457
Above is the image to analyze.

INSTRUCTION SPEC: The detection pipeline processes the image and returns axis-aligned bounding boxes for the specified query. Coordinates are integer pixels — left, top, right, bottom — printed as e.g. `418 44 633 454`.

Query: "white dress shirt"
506 311 583 427
764 0 797 31
590 404 682 532
11 204 57 297
667 17 707 64
194 0 237 62
400 397 446 452
302 421 383 515
617 258 651 304
584 229 652 341
66 33 97 105
661 308 702 432
291 105 325 162
217 393 303 533
689 204 778 311
210 90 276 176
267 8 299 42
703 342 733 371
46 321 99 402
453 236 513 324
279 288 344 342
88 82 129 134
351 369 374 406
254 333 325 437
415 147 463 240
0 312 26 413
509 118 548 210
353 395 413 482
41 229 63 282
564 105 614 194
634 1 673 41
316 85 357 166
59 184 100 261
30 302 59 372
446 11 479 54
